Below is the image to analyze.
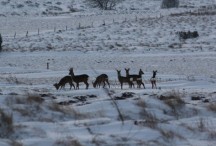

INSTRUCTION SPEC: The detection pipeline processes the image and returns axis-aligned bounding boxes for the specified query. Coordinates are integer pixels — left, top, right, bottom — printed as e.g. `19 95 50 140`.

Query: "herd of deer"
53 68 157 90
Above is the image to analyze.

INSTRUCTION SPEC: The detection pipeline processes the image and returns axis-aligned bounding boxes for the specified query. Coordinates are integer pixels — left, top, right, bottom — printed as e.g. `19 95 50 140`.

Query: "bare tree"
86 0 123 10
161 0 179 9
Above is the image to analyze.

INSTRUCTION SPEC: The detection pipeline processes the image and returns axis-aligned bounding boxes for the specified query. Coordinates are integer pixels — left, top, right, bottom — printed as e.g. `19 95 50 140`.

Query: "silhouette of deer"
125 68 145 88
53 75 75 90
69 68 89 89
150 70 157 89
116 70 133 89
93 74 110 88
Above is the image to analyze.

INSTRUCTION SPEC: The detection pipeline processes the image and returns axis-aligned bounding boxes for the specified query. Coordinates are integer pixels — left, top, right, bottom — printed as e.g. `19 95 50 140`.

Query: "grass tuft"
0 108 14 138
54 137 83 146
207 103 216 112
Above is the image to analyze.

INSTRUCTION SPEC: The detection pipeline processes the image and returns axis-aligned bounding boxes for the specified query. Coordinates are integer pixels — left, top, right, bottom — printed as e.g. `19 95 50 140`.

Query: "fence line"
2 14 158 39
1 9 197 39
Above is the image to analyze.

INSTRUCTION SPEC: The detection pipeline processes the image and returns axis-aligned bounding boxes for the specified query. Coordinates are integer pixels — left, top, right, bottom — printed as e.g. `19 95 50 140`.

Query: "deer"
53 75 75 90
69 68 89 89
125 68 145 89
116 70 133 89
150 70 157 89
93 74 110 88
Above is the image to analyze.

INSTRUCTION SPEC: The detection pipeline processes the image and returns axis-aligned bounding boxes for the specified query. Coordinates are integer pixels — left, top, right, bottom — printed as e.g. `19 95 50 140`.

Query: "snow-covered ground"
1 0 216 146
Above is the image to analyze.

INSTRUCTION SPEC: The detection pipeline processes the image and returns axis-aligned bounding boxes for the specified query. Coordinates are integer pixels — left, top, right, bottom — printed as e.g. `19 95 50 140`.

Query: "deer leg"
76 83 79 90
70 82 75 90
60 85 64 90
142 82 145 89
106 79 110 88
131 82 134 88
103 81 106 88
84 81 89 89
128 81 133 88
154 82 157 89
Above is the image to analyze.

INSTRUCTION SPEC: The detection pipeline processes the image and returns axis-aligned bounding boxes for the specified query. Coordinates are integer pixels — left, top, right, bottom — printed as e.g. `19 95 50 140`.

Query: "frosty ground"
1 0 216 146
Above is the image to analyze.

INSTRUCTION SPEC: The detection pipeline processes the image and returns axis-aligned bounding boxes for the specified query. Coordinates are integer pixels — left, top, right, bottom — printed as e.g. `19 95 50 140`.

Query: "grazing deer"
69 68 89 89
125 68 145 88
150 70 157 89
116 70 133 89
93 74 110 88
53 76 75 90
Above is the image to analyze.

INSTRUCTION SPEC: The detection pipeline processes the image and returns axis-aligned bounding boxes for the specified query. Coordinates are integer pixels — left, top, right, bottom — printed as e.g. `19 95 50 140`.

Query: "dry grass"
92 135 107 146
135 98 159 128
0 108 14 138
197 118 206 132
136 99 147 109
5 74 23 84
6 93 44 105
208 130 216 140
54 137 83 146
26 93 44 104
5 94 44 118
48 102 87 120
207 103 216 112
139 109 159 129
159 128 184 141
9 140 23 146
159 91 185 118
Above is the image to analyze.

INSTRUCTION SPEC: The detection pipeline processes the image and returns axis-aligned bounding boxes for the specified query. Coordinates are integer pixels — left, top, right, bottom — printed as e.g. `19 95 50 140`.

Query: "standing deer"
93 74 110 88
150 70 157 89
53 75 75 90
116 70 133 89
69 68 89 89
125 68 145 88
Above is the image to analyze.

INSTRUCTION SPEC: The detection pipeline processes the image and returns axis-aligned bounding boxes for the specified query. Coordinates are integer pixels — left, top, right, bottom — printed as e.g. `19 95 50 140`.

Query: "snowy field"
1 0 216 146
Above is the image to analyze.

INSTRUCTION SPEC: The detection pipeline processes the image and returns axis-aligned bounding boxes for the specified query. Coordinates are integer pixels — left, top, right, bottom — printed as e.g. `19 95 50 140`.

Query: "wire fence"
0 10 167 39
0 8 208 39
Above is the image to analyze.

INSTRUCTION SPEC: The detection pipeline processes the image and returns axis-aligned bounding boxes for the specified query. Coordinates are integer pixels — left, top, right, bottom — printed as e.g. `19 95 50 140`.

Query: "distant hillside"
1 0 214 17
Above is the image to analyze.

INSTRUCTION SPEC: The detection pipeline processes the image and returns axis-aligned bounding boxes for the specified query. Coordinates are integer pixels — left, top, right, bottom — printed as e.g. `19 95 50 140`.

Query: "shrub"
161 0 179 9
86 0 123 10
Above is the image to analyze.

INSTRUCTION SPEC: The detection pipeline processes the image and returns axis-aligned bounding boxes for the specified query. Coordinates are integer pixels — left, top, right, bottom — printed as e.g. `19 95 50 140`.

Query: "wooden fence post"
26 31 28 37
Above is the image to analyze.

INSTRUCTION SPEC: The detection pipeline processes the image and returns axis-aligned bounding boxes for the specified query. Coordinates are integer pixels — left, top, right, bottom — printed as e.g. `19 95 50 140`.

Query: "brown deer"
116 70 133 89
150 70 157 89
69 68 89 89
53 76 75 90
125 68 145 88
93 74 110 88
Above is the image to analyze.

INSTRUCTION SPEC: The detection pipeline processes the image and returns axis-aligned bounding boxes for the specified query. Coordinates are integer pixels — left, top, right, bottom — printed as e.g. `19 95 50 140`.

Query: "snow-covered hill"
0 0 215 17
